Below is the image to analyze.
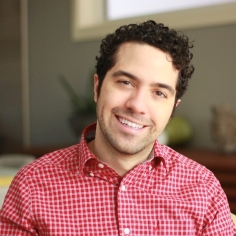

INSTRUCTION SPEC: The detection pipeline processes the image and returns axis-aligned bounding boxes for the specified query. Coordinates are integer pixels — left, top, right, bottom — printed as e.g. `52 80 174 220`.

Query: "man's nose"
125 90 148 114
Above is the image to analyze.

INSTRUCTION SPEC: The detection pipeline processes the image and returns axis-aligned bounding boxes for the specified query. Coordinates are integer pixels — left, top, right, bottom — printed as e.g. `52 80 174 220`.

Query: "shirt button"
124 228 130 234
98 163 104 168
149 166 152 171
89 172 94 177
121 185 126 191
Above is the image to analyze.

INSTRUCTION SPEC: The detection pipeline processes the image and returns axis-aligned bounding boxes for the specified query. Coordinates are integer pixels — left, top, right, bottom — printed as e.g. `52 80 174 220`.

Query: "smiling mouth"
118 117 144 130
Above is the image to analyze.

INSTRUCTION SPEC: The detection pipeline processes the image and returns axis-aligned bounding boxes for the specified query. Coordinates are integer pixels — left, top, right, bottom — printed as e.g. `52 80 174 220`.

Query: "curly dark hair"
95 20 194 100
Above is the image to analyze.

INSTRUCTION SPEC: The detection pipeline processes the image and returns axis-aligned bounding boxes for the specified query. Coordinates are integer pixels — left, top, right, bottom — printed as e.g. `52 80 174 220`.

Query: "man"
0 20 235 235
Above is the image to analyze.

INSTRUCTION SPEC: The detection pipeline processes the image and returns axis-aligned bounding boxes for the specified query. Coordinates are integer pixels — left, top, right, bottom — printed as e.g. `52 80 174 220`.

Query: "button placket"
118 180 131 236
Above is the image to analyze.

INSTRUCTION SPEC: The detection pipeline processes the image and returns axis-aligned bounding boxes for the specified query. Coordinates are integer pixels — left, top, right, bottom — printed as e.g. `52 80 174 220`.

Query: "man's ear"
94 74 99 102
175 99 181 107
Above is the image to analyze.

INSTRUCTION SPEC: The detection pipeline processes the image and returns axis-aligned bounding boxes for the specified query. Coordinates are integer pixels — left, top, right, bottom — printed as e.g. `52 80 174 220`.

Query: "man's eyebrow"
112 70 137 80
112 70 175 95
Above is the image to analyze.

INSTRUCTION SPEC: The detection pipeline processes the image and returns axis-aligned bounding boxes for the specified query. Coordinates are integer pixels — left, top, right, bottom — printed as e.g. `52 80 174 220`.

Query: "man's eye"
118 80 131 85
155 91 166 98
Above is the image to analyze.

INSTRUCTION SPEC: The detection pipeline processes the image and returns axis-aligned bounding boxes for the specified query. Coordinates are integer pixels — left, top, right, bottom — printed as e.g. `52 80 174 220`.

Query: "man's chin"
110 141 153 156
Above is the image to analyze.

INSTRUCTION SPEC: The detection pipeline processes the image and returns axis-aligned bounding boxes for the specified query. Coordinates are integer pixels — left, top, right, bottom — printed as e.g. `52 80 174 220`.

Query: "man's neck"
87 138 153 177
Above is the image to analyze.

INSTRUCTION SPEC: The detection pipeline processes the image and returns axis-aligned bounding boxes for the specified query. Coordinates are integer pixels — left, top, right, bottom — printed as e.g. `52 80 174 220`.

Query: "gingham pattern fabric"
0 124 235 235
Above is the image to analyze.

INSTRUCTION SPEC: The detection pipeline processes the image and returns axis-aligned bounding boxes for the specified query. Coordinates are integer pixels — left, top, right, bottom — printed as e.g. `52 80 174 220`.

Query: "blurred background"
0 0 236 213
1 0 236 153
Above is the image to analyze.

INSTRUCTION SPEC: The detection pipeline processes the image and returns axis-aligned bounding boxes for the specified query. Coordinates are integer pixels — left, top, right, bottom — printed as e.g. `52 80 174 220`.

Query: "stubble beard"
96 104 157 156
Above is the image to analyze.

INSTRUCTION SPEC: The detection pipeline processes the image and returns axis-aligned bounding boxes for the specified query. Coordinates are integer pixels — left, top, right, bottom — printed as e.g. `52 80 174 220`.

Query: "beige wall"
1 0 236 151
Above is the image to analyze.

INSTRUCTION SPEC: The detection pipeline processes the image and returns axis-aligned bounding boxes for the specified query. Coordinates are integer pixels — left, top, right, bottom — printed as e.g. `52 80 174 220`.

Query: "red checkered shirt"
1 124 235 235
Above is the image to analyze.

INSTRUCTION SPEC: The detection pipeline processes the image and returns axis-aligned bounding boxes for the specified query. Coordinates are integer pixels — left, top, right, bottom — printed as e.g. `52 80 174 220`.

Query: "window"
107 0 235 20
71 0 236 42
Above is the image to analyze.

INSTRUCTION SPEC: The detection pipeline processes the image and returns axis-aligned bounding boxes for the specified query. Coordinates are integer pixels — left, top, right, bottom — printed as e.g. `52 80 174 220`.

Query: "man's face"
94 42 180 155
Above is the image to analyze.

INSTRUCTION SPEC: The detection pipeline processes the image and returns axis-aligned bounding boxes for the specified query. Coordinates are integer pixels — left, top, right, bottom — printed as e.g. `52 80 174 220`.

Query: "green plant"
58 74 96 116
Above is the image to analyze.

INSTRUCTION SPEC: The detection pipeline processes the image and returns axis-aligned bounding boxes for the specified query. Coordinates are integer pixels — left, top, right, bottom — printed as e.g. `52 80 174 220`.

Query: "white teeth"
119 118 143 129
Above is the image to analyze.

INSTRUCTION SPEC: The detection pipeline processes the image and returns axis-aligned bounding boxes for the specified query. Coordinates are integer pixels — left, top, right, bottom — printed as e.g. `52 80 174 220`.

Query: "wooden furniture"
175 148 236 214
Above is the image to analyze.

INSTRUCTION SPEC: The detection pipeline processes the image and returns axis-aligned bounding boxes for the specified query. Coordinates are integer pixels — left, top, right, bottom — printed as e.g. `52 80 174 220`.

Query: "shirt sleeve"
202 174 235 236
0 169 38 235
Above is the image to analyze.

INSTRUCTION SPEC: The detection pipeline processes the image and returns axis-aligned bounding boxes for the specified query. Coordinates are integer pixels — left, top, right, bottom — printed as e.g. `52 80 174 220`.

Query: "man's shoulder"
20 144 80 177
161 145 216 183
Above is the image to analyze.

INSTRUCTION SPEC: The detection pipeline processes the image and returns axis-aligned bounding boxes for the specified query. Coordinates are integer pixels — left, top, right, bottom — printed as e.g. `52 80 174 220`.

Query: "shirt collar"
76 123 96 171
78 123 168 172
